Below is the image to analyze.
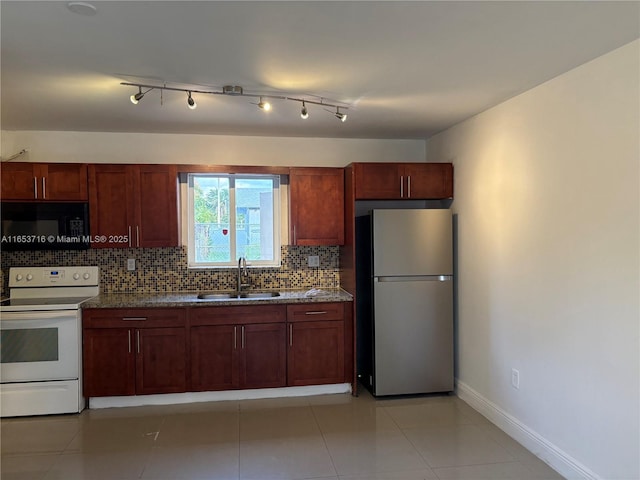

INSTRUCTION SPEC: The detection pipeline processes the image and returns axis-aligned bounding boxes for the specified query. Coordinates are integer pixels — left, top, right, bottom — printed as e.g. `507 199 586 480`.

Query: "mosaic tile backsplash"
0 245 340 295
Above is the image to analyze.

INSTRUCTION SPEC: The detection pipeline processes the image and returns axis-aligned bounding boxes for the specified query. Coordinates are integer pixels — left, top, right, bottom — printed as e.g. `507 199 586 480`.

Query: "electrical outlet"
308 255 320 267
511 368 520 389
127 258 136 271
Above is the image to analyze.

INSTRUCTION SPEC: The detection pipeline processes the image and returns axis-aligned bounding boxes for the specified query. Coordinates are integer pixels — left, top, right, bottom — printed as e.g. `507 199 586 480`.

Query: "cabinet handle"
136 225 140 248
33 177 38 199
304 311 327 315
241 326 245 349
127 330 132 353
400 176 404 198
233 326 237 349
128 226 132 247
42 177 46 199
136 330 140 354
293 225 297 245
122 317 147 321
289 324 293 346
407 175 411 198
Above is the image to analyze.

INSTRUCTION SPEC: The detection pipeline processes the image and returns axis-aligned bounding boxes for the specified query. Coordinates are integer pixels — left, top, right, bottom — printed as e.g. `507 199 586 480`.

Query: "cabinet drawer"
189 305 286 326
286 302 344 322
82 308 186 328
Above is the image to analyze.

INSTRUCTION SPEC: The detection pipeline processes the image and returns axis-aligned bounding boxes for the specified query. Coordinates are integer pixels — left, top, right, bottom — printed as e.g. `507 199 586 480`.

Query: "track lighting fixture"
187 91 197 110
257 97 272 111
122 82 350 123
130 86 145 104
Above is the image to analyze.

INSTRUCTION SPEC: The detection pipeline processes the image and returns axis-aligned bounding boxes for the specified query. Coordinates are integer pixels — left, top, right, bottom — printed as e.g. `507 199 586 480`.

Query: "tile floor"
1 388 564 480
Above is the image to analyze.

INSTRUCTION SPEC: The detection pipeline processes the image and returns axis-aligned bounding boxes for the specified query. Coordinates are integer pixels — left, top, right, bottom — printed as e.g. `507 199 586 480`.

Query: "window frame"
187 173 281 268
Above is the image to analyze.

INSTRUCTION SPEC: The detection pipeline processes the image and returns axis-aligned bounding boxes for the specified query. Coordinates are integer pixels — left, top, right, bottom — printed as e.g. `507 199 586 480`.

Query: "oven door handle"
0 310 76 323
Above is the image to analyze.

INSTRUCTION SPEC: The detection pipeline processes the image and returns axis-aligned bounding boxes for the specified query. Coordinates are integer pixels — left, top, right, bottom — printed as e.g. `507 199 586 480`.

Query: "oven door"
0 310 79 383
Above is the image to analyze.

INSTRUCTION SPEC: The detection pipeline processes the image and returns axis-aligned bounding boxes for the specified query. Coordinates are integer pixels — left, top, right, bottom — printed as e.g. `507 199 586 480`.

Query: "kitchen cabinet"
289 167 344 245
82 308 186 397
287 303 346 386
352 162 453 200
88 164 178 248
189 305 287 391
0 162 88 201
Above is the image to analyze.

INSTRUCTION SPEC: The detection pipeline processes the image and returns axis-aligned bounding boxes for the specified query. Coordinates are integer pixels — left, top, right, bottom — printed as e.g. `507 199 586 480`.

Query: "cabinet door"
189 325 239 391
288 320 345 386
0 163 37 200
88 165 135 248
42 164 88 200
83 328 135 397
402 163 453 199
136 327 186 395
135 164 179 247
289 167 344 245
353 163 401 199
241 323 286 389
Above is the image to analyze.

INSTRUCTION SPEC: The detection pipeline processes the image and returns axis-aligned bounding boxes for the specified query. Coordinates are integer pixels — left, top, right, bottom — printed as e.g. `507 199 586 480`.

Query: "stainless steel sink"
197 291 280 300
239 292 280 299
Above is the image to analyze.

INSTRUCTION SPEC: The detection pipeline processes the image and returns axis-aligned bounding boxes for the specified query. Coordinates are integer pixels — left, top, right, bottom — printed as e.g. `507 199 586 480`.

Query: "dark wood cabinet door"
403 163 453 199
290 167 345 245
353 163 401 199
88 164 135 248
135 164 179 247
288 320 345 386
0 163 38 200
241 323 286 389
189 325 239 391
42 164 88 200
83 328 135 397
136 327 187 395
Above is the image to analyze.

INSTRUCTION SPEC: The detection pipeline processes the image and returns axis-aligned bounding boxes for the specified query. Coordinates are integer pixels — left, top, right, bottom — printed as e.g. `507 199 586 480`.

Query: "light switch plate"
308 255 320 267
127 258 136 271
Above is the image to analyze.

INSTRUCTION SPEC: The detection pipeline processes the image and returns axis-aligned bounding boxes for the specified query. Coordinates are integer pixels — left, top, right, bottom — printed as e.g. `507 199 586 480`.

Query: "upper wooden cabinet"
88 164 179 248
352 162 453 200
289 167 344 246
0 162 88 201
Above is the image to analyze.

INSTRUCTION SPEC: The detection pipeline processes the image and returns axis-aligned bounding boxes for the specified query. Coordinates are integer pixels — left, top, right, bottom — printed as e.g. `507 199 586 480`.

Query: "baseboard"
456 380 601 480
88 383 352 409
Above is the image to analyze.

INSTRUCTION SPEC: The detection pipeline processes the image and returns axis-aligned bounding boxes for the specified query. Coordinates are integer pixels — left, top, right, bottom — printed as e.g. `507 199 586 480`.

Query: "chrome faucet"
237 256 250 293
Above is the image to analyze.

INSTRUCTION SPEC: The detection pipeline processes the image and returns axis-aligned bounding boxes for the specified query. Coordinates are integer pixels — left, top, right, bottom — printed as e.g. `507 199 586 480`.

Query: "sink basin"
239 292 281 299
197 291 280 300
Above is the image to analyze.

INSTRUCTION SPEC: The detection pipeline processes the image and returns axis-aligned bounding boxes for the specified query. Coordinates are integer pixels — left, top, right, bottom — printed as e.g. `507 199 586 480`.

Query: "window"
187 174 280 267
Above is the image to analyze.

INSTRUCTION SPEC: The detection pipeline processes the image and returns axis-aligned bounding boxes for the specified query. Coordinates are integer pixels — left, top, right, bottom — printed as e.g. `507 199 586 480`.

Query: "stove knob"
83 272 91 280
15 274 23 281
26 274 33 281
73 273 80 280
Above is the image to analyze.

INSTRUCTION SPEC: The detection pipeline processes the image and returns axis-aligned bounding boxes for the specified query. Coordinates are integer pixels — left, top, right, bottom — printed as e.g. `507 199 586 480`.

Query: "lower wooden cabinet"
188 306 287 391
82 308 187 397
286 303 346 386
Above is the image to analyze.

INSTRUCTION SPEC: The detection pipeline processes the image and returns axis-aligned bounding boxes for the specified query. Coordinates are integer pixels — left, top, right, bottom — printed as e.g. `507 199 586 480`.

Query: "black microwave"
1 202 90 251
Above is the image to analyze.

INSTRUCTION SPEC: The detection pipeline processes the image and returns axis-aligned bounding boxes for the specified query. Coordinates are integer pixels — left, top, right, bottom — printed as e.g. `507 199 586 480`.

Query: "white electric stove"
0 266 99 417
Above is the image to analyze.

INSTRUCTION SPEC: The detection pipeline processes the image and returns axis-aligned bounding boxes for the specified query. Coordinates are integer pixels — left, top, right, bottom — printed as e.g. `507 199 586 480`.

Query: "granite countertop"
81 288 353 309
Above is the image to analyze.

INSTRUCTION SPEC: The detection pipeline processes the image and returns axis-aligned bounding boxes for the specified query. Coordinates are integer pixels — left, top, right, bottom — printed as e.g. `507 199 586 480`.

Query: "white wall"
426 40 639 480
0 131 425 167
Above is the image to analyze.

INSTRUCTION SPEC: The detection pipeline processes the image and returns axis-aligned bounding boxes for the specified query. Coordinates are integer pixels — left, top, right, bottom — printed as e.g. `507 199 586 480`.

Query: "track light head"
187 91 197 110
300 102 309 120
335 107 347 122
130 87 145 104
257 97 272 111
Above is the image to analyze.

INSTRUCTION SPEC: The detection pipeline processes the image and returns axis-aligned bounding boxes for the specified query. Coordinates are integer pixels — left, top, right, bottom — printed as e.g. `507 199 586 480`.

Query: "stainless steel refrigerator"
356 209 453 396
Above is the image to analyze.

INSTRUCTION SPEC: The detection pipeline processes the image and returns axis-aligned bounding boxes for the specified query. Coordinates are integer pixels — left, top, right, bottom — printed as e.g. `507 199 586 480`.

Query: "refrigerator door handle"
375 275 452 282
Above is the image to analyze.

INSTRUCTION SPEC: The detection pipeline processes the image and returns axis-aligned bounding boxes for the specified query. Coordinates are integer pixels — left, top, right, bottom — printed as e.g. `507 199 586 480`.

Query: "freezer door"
372 209 452 276
373 276 453 396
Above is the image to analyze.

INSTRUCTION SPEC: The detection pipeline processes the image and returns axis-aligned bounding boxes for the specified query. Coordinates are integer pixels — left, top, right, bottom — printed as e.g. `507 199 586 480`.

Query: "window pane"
236 178 274 262
193 176 231 262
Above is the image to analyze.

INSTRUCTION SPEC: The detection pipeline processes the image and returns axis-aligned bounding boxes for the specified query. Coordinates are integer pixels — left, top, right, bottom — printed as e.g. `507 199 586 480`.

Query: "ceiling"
1 1 638 140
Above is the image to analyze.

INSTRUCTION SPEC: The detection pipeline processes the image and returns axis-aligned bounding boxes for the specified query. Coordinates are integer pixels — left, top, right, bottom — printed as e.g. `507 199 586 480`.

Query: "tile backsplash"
0 245 339 295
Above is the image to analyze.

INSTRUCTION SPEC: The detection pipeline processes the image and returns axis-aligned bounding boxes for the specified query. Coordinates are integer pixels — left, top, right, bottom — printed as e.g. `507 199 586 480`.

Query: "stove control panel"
9 266 99 288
